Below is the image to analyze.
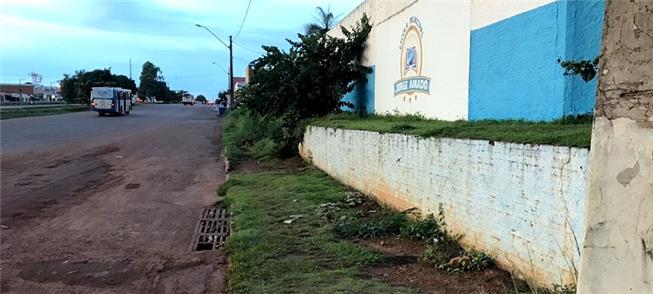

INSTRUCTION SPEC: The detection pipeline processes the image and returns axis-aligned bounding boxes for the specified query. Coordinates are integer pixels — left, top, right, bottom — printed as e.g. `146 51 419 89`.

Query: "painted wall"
331 0 471 120
468 0 604 121
300 126 589 287
578 1 653 292
342 66 375 114
333 0 603 121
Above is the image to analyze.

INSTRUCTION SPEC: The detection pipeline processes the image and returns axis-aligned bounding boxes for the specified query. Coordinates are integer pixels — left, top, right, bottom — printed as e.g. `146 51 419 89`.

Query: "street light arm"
195 24 230 49
212 62 229 75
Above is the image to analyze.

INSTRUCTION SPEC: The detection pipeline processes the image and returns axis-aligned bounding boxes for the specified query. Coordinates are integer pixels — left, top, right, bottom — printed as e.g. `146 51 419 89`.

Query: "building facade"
332 0 605 121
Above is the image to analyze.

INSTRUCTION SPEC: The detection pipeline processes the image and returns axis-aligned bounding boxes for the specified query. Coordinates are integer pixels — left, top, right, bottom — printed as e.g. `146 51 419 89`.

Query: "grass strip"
223 168 416 294
0 105 89 120
311 113 592 148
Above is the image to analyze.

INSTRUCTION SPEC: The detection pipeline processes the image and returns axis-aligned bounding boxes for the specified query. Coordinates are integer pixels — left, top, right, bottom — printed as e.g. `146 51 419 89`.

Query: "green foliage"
312 113 593 148
399 214 444 241
559 57 599 82
241 14 371 120
59 69 136 104
224 169 414 293
436 249 493 272
222 109 287 161
304 6 336 36
138 61 160 99
195 94 207 103
231 14 372 159
333 212 410 239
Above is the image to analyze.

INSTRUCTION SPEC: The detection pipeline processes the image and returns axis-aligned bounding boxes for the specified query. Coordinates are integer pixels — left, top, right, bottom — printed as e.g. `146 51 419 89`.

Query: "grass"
311 113 593 148
222 168 416 293
0 105 89 120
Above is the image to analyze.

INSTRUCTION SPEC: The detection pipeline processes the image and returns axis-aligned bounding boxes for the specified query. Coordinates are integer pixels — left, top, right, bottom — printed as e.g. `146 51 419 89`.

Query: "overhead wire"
233 40 265 56
234 0 252 40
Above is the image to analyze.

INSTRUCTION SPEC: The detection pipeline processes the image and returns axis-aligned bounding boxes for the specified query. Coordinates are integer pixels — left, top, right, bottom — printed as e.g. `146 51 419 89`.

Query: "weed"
224 169 414 293
333 212 408 239
312 113 592 148
399 214 443 241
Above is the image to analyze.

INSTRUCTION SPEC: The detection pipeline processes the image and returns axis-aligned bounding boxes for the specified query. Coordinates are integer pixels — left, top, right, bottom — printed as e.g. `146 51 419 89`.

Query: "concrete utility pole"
577 1 653 293
195 24 234 109
229 35 234 109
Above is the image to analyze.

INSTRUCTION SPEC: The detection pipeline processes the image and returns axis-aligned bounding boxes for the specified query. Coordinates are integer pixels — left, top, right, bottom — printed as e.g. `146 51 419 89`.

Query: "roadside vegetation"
312 113 593 148
221 168 415 293
224 13 372 162
0 105 89 120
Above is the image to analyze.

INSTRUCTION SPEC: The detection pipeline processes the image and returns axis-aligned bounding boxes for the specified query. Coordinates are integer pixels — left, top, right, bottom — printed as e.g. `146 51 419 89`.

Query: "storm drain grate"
192 207 230 251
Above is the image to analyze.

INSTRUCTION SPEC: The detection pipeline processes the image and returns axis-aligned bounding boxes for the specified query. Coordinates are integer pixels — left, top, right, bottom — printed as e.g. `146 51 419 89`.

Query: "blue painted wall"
342 65 375 114
563 0 605 116
468 0 604 121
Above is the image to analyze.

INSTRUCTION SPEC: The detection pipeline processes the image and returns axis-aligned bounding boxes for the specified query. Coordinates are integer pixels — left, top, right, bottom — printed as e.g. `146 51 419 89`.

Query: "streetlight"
196 24 234 109
212 62 229 75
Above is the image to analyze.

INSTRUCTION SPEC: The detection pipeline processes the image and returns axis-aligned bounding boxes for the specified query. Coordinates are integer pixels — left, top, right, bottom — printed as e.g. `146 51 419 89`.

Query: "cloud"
0 0 363 97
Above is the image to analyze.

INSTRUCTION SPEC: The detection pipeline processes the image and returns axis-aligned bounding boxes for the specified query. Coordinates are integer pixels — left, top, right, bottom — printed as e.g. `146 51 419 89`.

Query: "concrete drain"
191 207 230 251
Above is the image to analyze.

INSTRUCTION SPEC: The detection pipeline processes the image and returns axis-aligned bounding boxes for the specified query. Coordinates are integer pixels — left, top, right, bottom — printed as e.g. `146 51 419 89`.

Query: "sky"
0 0 362 98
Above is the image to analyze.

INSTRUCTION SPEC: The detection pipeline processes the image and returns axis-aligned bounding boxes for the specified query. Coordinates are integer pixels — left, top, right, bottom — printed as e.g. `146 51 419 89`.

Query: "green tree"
59 68 136 104
238 14 371 156
195 95 207 103
138 61 162 99
241 14 371 119
304 6 336 36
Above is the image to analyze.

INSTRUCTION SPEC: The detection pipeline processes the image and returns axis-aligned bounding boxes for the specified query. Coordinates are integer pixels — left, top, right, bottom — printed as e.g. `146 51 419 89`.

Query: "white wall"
300 126 589 287
470 0 555 30
330 0 470 120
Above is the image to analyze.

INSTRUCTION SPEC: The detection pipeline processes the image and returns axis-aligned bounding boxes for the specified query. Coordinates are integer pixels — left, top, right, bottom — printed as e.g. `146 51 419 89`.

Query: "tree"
304 6 336 36
238 14 371 155
195 95 207 103
241 14 371 120
59 68 137 104
138 61 162 99
218 90 229 103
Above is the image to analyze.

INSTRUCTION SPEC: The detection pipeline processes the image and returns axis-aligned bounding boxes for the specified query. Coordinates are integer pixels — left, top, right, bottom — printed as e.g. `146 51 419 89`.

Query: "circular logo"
394 17 430 101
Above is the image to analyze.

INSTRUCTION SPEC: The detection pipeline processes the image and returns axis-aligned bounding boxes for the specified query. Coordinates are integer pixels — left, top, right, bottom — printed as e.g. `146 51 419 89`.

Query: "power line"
234 0 252 40
234 40 264 56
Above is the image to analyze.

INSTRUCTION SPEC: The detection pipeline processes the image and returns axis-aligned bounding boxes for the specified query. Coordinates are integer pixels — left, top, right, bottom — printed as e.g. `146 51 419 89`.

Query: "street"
0 104 226 293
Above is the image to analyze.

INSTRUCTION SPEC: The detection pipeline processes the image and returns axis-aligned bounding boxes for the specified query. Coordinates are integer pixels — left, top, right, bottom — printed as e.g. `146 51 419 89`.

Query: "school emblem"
394 17 430 102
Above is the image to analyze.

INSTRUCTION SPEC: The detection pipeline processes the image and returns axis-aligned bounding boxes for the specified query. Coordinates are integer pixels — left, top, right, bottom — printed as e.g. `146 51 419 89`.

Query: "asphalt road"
0 104 227 293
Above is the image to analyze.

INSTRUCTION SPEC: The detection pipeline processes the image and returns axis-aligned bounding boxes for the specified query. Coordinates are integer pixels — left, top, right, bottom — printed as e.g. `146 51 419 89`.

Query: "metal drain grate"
192 207 230 251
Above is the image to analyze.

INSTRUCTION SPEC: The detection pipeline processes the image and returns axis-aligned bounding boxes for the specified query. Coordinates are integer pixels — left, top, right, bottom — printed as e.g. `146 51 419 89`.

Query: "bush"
223 109 285 161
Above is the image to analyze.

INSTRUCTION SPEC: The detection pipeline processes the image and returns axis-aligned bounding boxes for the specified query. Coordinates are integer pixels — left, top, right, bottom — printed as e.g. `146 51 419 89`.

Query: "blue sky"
0 0 362 98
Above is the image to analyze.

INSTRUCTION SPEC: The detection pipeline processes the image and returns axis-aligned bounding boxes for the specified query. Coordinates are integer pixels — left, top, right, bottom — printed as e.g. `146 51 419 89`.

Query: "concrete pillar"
577 1 653 293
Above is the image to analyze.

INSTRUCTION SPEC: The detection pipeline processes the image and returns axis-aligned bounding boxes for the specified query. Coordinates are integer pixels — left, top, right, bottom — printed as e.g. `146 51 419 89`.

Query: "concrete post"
577 1 653 293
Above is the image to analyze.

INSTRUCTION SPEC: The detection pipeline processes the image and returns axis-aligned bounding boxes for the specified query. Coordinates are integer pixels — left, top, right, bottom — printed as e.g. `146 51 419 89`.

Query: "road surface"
0 104 226 293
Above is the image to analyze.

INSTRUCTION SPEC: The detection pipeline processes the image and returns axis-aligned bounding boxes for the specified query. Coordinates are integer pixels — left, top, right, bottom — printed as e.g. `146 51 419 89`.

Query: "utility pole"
195 24 234 109
129 58 132 80
229 35 234 109
18 78 24 103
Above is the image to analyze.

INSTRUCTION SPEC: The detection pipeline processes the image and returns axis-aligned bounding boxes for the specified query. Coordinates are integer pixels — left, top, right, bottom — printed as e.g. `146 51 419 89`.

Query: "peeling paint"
300 126 589 287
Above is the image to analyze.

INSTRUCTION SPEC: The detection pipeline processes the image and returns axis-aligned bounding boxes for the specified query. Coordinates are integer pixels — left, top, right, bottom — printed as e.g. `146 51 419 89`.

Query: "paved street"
0 104 226 293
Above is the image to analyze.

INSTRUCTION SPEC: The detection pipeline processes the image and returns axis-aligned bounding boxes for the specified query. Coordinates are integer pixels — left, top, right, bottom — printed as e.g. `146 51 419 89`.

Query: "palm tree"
304 6 336 36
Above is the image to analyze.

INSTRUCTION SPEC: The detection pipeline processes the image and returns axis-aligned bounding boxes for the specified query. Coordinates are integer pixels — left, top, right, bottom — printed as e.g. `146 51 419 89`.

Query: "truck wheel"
98 112 104 116
126 111 130 115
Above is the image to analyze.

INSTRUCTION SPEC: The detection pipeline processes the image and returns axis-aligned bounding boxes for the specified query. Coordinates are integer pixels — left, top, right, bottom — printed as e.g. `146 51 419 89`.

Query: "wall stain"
616 161 640 186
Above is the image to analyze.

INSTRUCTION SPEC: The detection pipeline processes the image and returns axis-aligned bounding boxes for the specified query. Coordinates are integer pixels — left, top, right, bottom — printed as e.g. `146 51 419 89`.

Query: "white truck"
182 93 195 105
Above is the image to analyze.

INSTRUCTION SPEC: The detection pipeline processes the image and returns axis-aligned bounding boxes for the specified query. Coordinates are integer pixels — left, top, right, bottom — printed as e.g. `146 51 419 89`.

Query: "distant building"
232 77 247 92
0 83 34 102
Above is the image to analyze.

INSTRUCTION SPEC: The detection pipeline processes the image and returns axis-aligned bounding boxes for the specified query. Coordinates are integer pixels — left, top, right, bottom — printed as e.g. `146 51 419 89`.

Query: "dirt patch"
360 237 518 294
0 145 122 227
